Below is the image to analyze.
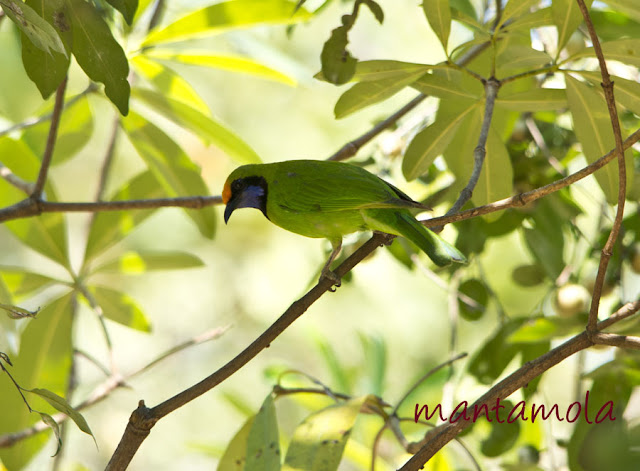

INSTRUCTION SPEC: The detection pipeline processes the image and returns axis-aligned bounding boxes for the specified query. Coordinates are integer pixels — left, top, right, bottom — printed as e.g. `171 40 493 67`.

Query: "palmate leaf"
132 87 261 164
122 112 217 238
0 293 73 469
144 0 311 46
20 0 70 99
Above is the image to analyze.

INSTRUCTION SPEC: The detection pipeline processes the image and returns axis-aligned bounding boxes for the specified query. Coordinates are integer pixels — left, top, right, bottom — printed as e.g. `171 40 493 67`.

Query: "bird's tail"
396 212 467 267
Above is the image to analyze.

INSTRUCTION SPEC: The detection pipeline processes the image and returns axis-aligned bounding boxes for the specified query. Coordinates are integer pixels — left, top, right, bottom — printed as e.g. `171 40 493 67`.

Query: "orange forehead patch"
222 181 232 204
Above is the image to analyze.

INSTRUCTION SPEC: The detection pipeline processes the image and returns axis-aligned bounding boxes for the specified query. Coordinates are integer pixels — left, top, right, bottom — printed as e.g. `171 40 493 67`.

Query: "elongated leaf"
473 126 514 213
411 71 482 100
22 96 94 166
402 101 480 180
21 0 70 99
84 171 165 261
89 285 151 332
0 267 62 297
28 388 94 438
132 87 261 164
131 55 209 114
553 0 593 54
565 75 632 203
0 0 66 55
104 0 137 25
93 251 204 274
496 45 552 76
604 0 640 23
145 50 296 86
218 417 254 471
122 112 217 238
496 88 567 111
581 71 640 117
590 10 640 42
508 315 587 343
506 6 553 31
0 293 73 469
334 68 428 118
284 396 368 471
422 0 451 51
499 0 541 27
65 0 130 115
38 412 62 456
245 394 280 471
351 60 431 82
144 0 311 46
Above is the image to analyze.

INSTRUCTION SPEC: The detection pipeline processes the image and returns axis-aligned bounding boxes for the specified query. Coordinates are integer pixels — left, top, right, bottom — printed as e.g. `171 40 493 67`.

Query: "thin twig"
0 326 229 448
31 76 68 199
0 163 35 194
575 0 627 334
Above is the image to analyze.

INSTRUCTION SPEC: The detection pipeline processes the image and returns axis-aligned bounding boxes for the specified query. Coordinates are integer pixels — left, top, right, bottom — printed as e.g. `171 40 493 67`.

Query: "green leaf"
93 251 204 274
245 394 280 471
28 388 94 439
402 101 480 180
581 71 640 117
22 96 94 166
499 0 541 28
603 0 640 23
0 293 73 469
89 285 151 332
351 60 431 82
284 396 368 471
65 0 130 115
458 279 488 321
218 416 254 471
505 6 553 31
122 112 217 238
20 0 71 99
569 39 640 67
451 0 477 21
0 0 66 55
565 75 632 204
553 0 594 54
473 126 514 212
590 10 640 41
0 302 39 319
321 24 357 85
358 334 386 397
496 45 552 76
508 314 587 343
38 412 62 456
334 68 428 118
144 50 296 86
480 400 521 457
496 88 567 111
411 70 482 100
104 0 138 25
131 55 209 114
0 267 61 297
144 0 311 46
522 200 565 280
511 264 546 287
363 0 383 23
84 171 165 260
422 0 451 52
132 87 261 164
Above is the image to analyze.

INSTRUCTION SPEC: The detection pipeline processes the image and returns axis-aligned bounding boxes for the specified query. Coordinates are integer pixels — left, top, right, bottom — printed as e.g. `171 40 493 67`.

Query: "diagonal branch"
575 0 628 334
31 76 68 199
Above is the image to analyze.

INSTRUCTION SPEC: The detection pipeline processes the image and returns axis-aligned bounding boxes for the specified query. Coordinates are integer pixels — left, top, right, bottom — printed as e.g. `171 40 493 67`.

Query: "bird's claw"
320 269 341 291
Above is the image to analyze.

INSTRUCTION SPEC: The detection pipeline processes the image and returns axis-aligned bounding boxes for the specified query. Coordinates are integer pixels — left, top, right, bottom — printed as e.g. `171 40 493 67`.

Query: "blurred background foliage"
0 0 639 470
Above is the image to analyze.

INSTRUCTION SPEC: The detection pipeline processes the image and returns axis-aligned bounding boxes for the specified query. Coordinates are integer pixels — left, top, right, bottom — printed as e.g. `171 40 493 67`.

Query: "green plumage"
223 160 466 268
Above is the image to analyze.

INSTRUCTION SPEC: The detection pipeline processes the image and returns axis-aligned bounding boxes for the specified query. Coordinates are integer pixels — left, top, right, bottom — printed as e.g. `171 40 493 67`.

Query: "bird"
222 160 466 285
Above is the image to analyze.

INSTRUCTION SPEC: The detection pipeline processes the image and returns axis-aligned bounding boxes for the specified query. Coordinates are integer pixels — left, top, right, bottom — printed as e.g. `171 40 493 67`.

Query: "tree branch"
31 76 68 199
575 0 628 334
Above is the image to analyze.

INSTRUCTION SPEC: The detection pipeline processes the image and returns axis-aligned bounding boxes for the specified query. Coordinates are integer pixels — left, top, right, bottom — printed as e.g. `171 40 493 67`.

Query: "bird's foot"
320 269 341 291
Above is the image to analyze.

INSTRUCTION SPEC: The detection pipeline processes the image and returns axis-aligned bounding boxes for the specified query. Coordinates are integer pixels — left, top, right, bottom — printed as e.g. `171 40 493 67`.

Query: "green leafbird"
222 160 466 284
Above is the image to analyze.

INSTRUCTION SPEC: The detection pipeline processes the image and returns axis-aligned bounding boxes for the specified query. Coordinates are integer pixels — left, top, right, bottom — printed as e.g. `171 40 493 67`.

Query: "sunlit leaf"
245 394 280 471
581 71 640 117
0 267 62 298
0 0 66 55
104 0 138 25
144 50 296 86
403 101 480 180
565 75 633 204
65 0 130 115
93 251 204 274
144 0 311 46
422 0 451 52
499 0 541 28
603 0 640 23
569 39 640 67
552 0 593 54
496 88 567 111
496 45 552 76
504 6 553 31
28 388 94 439
334 68 428 118
132 87 261 164
89 285 151 332
284 396 368 471
508 315 587 343
352 60 431 82
122 112 217 238
411 70 482 100
218 416 254 471
0 293 73 469
20 0 70 99
84 171 165 261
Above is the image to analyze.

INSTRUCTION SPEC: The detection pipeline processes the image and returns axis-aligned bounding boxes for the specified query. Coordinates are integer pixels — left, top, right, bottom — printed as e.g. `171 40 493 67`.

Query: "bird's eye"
231 180 244 192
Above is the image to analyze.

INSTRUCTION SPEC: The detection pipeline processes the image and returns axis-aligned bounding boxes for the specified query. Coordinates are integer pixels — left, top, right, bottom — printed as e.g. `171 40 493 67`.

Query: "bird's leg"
320 239 342 290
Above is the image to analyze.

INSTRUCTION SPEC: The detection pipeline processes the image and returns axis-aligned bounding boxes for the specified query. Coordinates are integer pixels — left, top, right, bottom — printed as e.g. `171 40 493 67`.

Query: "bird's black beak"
223 182 268 224
224 195 239 224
